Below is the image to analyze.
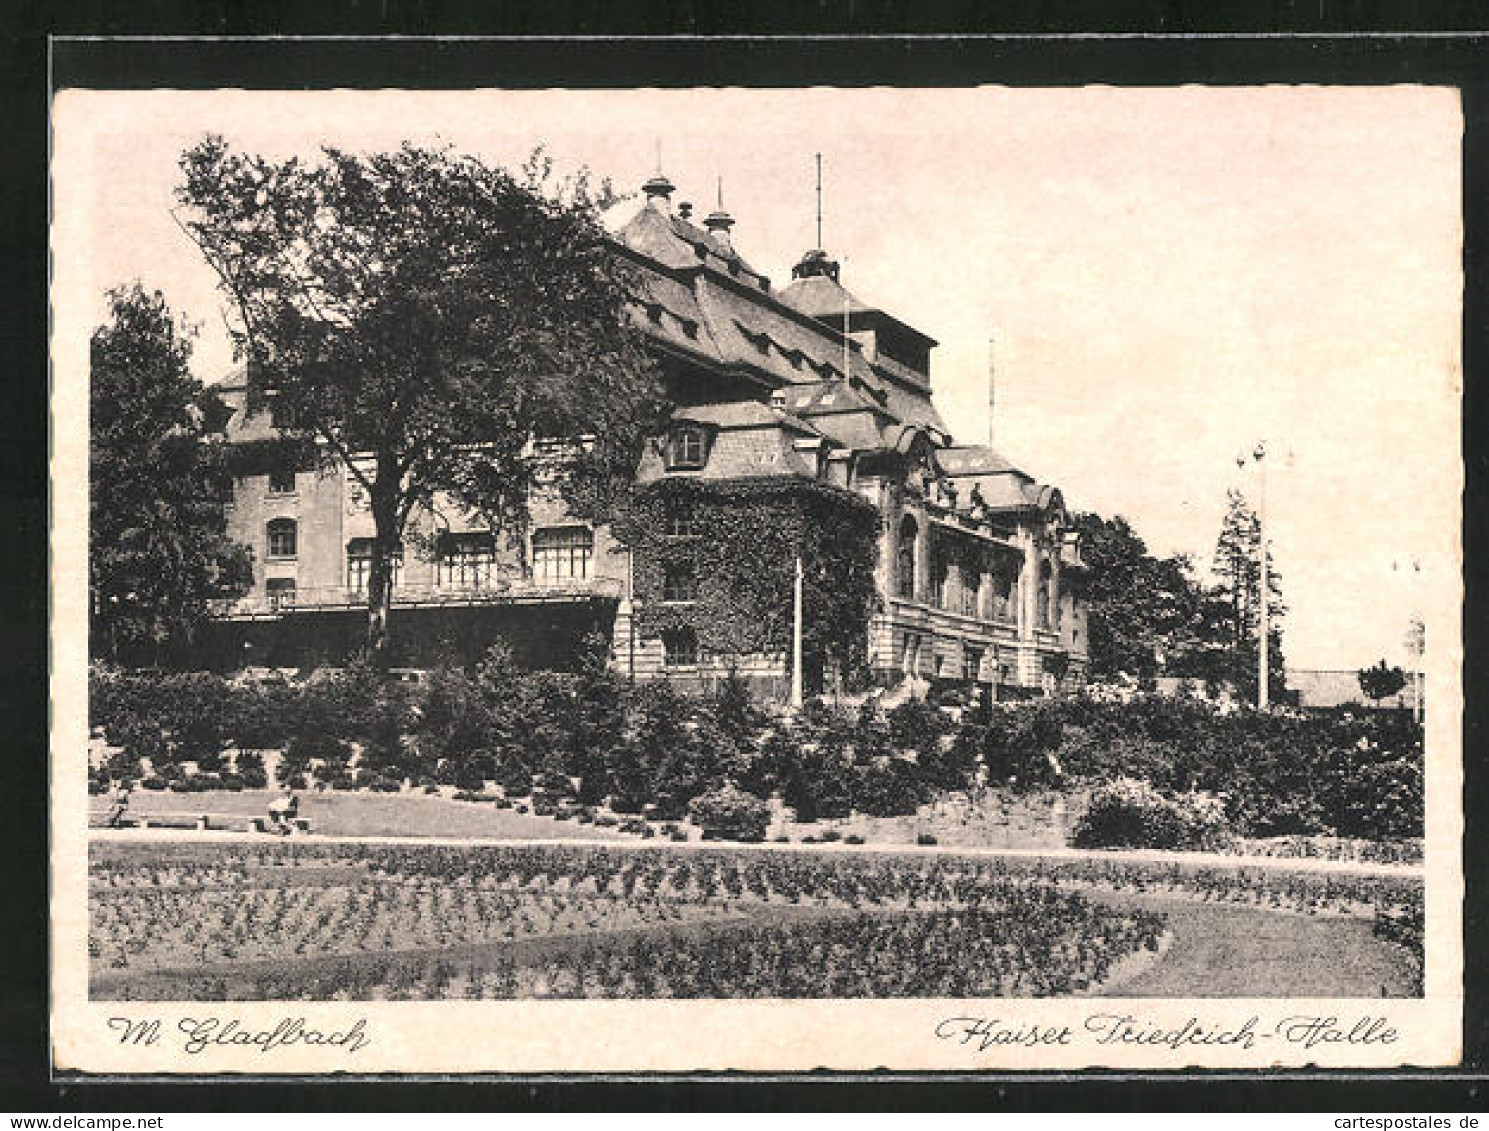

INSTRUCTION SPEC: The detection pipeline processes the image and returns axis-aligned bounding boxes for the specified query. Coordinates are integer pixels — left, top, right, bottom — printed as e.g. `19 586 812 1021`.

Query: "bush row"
89 658 1423 842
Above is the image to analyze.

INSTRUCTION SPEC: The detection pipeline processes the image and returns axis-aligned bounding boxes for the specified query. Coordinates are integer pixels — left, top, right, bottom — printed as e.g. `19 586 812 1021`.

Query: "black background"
6 4 1486 1111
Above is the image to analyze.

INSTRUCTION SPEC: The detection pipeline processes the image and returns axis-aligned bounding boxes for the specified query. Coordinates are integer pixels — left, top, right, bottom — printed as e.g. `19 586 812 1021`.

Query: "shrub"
852 756 926 817
234 750 268 788
1072 778 1234 851
114 715 168 768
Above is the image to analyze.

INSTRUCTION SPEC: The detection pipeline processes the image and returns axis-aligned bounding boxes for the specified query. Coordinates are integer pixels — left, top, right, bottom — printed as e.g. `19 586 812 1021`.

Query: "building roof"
611 181 953 444
635 402 825 484
776 270 877 319
777 249 939 352
938 444 1019 476
673 400 822 436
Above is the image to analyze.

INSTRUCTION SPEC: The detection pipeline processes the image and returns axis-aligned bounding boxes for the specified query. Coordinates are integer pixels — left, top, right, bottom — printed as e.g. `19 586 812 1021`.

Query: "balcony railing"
211 577 624 619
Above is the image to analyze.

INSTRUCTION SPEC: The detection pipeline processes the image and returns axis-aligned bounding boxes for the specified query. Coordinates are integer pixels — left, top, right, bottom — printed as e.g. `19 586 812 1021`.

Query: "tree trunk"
367 477 400 670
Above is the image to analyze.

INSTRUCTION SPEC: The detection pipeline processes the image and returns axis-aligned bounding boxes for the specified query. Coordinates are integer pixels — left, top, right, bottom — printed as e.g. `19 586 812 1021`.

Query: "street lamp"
1237 442 1270 709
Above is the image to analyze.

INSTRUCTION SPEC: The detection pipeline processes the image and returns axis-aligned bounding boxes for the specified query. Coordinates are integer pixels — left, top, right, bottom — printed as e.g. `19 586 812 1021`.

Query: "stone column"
1018 531 1042 687
1049 547 1063 636
915 511 931 604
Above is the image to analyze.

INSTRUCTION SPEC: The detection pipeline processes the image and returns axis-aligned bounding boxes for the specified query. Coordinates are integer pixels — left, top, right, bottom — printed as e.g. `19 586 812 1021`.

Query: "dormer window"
670 425 706 470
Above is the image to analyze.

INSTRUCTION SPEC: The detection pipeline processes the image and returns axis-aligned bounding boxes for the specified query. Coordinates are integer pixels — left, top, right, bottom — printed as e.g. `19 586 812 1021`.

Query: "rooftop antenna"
988 334 997 453
815 152 823 250
841 253 851 380
717 175 724 209
655 139 662 174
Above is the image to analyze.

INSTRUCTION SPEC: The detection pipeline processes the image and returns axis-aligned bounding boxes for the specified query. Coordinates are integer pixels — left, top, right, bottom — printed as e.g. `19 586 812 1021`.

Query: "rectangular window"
666 506 699 538
265 577 297 610
663 628 699 667
671 427 705 469
532 526 593 581
266 519 297 559
267 468 296 495
959 561 981 617
437 532 497 589
965 645 981 682
346 538 403 594
931 550 950 610
663 563 698 602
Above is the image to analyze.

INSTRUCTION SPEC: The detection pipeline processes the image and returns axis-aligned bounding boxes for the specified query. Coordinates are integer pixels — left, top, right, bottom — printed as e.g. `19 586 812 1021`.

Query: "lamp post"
1237 442 1270 709
1394 559 1424 724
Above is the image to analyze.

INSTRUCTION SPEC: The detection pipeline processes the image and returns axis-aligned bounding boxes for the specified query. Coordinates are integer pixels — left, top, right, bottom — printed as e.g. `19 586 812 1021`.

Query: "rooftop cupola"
704 178 735 251
642 171 676 212
791 247 841 283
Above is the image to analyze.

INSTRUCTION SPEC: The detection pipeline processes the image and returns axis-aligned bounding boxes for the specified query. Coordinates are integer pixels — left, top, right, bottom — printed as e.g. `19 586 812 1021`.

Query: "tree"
1211 489 1287 701
174 138 666 663
90 283 253 665
1068 512 1213 682
1358 659 1407 704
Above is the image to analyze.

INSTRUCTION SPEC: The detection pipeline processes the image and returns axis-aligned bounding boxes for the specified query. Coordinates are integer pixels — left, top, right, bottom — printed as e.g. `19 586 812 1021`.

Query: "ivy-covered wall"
618 478 881 686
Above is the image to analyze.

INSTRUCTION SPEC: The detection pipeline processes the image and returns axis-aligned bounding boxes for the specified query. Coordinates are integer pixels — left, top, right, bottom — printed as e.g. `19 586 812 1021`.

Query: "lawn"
1086 890 1418 997
92 788 625 840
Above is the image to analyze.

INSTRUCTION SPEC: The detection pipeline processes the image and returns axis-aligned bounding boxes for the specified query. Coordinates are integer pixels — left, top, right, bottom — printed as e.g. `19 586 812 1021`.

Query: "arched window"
897 516 918 600
532 526 593 581
266 518 297 559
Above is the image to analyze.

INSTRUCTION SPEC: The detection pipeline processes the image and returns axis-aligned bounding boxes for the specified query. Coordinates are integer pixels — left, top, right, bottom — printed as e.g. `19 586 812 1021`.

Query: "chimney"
642 172 675 213
677 201 693 220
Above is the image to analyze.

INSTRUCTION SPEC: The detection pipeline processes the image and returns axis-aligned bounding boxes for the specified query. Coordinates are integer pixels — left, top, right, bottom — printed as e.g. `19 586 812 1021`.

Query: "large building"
208 169 1089 697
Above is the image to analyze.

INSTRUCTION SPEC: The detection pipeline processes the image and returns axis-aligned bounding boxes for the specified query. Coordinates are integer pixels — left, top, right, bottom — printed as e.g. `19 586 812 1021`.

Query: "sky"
58 86 1463 671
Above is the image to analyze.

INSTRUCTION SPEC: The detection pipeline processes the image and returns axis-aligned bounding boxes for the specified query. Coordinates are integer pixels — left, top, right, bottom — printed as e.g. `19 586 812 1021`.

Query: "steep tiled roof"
776 272 876 319
612 197 953 446
674 400 821 436
614 202 769 288
877 380 950 439
635 403 824 485
939 444 1018 476
958 470 1050 513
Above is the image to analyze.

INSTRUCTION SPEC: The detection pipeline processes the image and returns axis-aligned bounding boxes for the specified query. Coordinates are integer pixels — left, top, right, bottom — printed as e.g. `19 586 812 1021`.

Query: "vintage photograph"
50 82 1463 1072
